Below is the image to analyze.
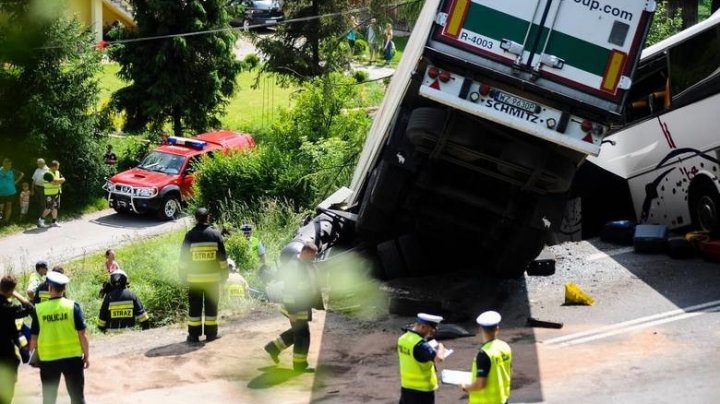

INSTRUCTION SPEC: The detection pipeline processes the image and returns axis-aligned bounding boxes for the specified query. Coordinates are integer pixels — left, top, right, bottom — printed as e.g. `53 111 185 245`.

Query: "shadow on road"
144 341 204 357
90 212 186 229
309 273 544 403
22 227 50 234
247 367 301 389
588 238 720 311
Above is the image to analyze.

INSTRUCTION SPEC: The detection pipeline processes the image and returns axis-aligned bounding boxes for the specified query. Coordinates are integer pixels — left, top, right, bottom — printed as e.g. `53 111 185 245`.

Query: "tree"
0 0 106 210
256 0 350 80
109 0 242 136
647 1 685 46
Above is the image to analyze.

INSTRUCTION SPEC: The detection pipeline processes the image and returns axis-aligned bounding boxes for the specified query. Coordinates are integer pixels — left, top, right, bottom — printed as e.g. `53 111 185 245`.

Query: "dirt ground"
12 273 541 404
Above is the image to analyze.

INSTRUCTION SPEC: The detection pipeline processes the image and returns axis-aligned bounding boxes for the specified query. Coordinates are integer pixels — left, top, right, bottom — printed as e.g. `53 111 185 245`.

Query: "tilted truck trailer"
282 0 655 278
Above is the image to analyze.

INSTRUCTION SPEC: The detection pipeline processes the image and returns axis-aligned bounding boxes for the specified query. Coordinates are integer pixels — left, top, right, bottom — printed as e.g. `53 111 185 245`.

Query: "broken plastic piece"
526 317 564 329
564 282 595 306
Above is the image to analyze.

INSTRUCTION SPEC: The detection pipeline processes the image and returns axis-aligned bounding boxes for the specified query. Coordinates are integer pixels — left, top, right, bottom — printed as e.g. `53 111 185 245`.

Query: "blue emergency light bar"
167 136 207 150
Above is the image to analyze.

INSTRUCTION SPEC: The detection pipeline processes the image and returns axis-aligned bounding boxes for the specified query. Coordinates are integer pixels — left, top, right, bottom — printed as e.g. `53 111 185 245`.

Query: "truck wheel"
493 229 545 278
406 107 447 146
690 179 720 231
158 194 181 220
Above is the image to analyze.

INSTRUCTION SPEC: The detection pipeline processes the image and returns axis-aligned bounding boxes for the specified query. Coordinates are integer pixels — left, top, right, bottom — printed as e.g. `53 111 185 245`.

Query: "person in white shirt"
30 158 49 218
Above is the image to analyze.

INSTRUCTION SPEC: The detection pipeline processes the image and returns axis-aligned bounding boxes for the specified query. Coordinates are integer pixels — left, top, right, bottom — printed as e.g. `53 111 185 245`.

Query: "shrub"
353 38 368 56
243 53 261 71
353 70 369 83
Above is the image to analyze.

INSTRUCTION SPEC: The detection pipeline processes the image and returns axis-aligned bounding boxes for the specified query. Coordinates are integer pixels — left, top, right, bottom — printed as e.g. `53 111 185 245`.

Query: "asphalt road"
0 209 192 275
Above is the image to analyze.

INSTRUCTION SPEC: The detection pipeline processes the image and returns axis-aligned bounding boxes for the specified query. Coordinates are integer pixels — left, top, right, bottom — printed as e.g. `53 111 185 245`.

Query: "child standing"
19 182 30 222
105 249 121 274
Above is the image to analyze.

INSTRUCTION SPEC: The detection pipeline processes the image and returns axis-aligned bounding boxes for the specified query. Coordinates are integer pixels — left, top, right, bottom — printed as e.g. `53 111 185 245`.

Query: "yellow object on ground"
685 231 710 248
564 282 594 305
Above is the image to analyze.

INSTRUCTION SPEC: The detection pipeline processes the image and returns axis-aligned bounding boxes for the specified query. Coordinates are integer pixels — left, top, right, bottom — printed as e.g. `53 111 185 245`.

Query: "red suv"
104 131 254 219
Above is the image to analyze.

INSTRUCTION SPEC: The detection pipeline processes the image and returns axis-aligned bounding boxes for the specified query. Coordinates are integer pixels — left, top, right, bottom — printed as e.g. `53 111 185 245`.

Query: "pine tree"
0 0 106 210
255 0 350 80
109 0 242 136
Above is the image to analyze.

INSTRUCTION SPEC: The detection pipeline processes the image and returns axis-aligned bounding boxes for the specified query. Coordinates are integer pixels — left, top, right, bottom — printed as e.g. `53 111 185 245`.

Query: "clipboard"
440 369 472 386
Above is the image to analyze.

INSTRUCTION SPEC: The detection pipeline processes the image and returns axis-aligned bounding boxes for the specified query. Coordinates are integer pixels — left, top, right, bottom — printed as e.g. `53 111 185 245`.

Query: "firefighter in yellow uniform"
398 313 448 404
461 311 512 404
29 272 90 404
180 208 228 344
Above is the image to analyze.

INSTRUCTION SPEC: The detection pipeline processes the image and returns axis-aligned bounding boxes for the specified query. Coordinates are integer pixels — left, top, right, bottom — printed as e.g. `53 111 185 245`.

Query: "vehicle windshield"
137 151 185 175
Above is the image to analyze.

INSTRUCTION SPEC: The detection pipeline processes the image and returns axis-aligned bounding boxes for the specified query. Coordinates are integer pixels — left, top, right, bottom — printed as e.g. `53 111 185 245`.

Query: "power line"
36 0 422 50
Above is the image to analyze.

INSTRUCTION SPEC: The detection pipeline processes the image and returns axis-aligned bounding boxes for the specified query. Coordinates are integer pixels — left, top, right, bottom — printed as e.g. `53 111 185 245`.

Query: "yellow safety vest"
36 298 83 361
397 331 438 392
43 170 62 196
249 236 260 255
469 339 512 404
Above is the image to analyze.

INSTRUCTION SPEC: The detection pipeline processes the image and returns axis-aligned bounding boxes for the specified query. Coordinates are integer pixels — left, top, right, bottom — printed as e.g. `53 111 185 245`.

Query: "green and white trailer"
288 0 655 278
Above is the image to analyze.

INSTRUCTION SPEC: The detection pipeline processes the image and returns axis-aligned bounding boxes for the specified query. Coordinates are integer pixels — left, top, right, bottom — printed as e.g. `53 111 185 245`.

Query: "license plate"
493 91 540 114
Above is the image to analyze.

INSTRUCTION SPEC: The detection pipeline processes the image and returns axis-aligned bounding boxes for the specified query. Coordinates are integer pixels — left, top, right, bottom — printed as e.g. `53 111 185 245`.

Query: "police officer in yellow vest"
398 313 448 404
180 208 229 344
32 266 66 305
29 271 90 404
461 311 512 404
241 223 266 265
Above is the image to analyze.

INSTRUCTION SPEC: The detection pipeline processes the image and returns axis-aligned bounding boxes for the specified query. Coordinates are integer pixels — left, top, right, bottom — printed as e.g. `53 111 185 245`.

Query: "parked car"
104 131 255 220
230 0 284 30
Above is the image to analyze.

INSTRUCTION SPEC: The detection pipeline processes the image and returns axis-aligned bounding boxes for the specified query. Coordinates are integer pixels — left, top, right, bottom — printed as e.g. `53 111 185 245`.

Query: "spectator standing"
383 23 395 65
180 208 229 344
19 182 31 222
0 274 34 404
347 15 359 56
367 18 379 64
29 272 89 404
38 160 65 228
0 158 24 225
104 249 121 274
31 158 49 218
103 145 117 174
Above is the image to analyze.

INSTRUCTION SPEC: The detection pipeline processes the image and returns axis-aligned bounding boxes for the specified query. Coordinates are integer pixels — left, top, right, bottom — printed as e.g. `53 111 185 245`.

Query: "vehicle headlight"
135 187 158 197
104 180 114 191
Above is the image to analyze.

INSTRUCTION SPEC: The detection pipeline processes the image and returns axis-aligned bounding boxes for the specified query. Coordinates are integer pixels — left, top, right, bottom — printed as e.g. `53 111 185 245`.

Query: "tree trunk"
173 111 182 137
681 0 698 28
712 0 720 13
311 0 320 75
668 0 682 18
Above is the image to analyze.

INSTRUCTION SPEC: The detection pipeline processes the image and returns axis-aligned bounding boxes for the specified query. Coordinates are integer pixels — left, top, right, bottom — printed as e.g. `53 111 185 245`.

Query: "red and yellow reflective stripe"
601 50 627 93
445 0 471 38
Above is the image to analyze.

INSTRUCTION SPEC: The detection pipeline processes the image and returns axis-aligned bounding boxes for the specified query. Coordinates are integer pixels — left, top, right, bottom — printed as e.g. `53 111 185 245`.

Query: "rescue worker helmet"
110 270 128 288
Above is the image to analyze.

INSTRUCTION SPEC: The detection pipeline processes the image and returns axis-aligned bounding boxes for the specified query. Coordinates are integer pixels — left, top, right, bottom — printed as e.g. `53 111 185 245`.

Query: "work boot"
37 218 46 228
263 343 280 365
293 363 313 373
186 335 200 345
205 334 221 342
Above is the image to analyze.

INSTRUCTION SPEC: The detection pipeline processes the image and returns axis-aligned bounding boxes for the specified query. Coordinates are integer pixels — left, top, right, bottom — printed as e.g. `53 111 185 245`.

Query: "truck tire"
689 178 720 232
406 107 447 146
376 239 407 280
493 229 545 278
157 194 181 221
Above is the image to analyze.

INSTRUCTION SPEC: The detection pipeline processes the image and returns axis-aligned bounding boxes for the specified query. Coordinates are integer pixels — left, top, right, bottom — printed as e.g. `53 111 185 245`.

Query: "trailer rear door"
433 0 655 107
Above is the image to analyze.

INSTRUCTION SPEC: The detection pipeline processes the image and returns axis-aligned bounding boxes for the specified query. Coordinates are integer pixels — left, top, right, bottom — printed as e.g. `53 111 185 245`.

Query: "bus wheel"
690 180 720 231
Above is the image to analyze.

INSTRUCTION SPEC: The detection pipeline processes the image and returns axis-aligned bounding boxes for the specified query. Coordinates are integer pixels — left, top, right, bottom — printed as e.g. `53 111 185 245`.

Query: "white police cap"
476 311 502 327
417 313 444 328
46 271 70 286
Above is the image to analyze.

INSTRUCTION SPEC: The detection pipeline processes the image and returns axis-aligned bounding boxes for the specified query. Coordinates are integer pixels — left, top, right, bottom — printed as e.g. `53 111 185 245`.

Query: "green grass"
220 70 299 132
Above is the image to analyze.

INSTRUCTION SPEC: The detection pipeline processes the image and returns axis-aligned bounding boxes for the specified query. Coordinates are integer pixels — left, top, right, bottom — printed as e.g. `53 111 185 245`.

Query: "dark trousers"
188 282 219 338
266 309 311 370
34 185 45 217
0 357 20 404
40 357 85 404
399 387 435 404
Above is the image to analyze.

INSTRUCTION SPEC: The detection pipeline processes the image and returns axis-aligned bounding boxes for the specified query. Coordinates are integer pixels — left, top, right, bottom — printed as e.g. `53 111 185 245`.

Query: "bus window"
625 53 669 123
669 25 720 99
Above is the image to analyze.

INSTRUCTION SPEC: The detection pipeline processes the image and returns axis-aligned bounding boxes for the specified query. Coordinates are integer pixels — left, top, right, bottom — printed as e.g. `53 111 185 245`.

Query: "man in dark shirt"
1 274 34 404
180 208 229 343
98 270 150 332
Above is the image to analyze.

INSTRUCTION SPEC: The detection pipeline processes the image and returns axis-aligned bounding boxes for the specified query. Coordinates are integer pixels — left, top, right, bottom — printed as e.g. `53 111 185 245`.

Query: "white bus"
588 11 720 232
